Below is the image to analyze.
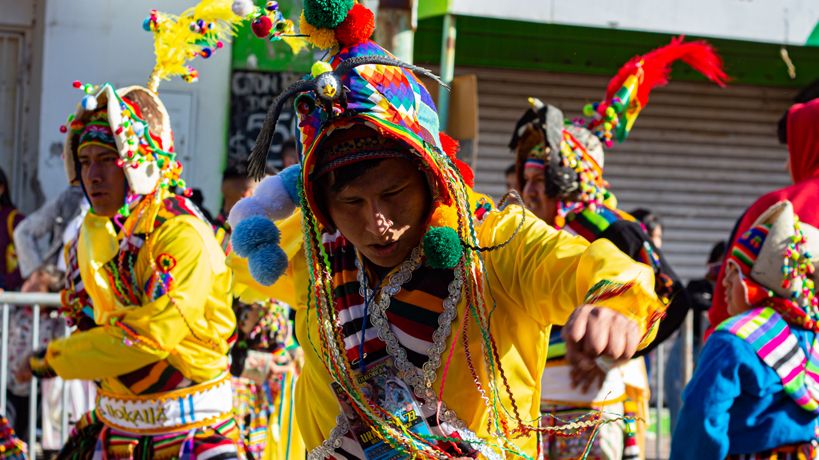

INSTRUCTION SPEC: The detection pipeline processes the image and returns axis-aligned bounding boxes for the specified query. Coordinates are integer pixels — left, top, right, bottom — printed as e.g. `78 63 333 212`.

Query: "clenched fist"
561 305 641 393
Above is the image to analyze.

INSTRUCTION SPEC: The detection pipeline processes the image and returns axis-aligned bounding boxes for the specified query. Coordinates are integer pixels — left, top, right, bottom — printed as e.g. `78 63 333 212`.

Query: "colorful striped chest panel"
324 231 454 368
717 307 819 413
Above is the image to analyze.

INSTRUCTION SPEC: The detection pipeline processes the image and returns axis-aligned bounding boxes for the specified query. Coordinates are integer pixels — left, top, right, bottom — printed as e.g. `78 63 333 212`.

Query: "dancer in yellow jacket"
227 2 667 457
27 2 248 458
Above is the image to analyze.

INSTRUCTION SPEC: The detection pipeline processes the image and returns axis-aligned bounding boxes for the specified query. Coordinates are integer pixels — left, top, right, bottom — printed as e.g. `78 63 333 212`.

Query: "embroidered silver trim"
308 414 350 460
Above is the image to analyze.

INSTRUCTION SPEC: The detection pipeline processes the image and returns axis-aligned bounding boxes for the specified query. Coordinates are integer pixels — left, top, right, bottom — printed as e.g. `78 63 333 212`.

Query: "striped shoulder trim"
718 307 819 413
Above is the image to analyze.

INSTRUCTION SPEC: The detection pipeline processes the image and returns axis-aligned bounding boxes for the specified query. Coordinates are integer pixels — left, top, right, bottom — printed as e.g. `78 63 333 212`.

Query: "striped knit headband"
728 224 772 278
74 109 117 154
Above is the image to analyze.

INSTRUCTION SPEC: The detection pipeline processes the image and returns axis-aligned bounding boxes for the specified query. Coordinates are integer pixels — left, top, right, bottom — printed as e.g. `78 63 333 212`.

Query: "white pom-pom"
254 175 297 221
231 0 255 17
229 175 299 228
81 95 98 111
228 196 265 228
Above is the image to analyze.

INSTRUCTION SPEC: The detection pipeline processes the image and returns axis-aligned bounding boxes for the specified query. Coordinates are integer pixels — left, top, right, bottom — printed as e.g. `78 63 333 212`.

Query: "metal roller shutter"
463 67 796 281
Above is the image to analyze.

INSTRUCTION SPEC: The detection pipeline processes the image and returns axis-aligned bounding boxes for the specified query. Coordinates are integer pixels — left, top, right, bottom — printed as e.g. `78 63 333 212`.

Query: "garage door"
465 67 795 281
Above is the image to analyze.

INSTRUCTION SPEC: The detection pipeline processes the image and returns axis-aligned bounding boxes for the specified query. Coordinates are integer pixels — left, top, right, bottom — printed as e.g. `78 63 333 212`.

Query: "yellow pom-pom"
311 60 333 77
300 12 338 50
430 204 458 229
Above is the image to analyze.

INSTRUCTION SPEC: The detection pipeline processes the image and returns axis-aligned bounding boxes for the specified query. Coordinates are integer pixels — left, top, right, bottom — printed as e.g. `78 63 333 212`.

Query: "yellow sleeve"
47 216 229 379
481 205 663 344
229 209 308 308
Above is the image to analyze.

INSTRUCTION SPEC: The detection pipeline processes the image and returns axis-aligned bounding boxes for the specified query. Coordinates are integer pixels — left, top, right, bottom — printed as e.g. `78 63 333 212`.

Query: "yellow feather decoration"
299 12 338 50
280 19 309 55
146 0 244 92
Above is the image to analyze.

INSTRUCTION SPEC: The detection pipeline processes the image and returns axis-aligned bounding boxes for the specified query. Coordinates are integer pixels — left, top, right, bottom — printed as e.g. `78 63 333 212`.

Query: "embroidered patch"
583 279 634 305
144 253 176 300
156 253 177 273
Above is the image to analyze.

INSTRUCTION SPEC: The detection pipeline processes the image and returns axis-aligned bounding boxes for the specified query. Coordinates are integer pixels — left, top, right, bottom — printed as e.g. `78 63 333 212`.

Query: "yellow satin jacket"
230 204 664 457
47 193 235 396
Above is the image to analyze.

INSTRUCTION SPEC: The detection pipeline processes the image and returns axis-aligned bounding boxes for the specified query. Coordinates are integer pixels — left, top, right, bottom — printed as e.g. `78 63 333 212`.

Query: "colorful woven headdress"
510 37 728 221
233 0 481 284
61 0 248 202
509 98 608 211
727 201 819 328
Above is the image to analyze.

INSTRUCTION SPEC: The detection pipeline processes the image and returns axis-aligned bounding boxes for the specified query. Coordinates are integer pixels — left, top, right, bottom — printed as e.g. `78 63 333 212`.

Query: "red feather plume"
605 36 729 108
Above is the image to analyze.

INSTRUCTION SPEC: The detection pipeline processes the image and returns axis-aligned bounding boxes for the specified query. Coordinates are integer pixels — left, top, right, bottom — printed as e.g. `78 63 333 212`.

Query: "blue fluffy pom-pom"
231 216 280 257
277 164 302 203
248 243 288 286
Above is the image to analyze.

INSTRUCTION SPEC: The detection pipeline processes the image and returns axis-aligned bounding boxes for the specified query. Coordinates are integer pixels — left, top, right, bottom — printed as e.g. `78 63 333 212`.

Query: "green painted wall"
415 15 819 88
417 0 449 20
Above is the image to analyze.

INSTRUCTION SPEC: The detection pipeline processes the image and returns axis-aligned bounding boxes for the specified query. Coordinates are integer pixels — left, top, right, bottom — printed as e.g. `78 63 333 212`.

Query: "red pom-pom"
72 80 82 89
252 16 273 38
59 125 67 133
454 159 475 188
439 132 459 159
334 3 374 47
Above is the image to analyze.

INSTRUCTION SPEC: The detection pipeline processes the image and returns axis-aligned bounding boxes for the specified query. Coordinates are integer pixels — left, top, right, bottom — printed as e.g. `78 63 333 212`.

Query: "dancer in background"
709 99 819 337
27 2 246 457
672 201 819 459
510 37 726 458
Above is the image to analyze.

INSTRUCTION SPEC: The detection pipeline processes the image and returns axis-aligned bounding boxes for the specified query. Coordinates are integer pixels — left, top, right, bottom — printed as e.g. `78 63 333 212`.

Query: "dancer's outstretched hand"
562 305 641 392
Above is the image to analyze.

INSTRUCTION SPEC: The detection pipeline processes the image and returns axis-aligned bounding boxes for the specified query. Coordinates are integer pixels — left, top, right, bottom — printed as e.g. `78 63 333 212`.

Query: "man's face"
324 158 430 269
522 164 558 225
78 145 127 217
724 263 751 316
222 177 257 215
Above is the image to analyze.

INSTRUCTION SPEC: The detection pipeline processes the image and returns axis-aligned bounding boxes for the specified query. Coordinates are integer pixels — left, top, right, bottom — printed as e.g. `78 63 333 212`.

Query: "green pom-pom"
423 227 462 269
304 0 354 29
605 106 617 120
582 103 595 117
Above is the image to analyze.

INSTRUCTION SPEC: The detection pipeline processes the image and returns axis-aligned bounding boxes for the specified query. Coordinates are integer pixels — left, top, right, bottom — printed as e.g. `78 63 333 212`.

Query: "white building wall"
37 0 232 215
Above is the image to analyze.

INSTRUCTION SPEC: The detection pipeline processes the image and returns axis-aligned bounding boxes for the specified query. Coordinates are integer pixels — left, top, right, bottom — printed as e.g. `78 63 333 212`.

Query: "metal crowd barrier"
0 291 69 454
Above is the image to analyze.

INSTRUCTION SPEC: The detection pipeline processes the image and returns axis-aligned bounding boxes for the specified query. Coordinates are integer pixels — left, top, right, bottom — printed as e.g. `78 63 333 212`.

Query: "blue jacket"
670 327 819 459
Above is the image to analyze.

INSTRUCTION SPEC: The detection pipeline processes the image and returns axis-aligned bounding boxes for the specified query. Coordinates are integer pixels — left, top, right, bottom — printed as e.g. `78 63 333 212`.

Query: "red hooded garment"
708 99 819 335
